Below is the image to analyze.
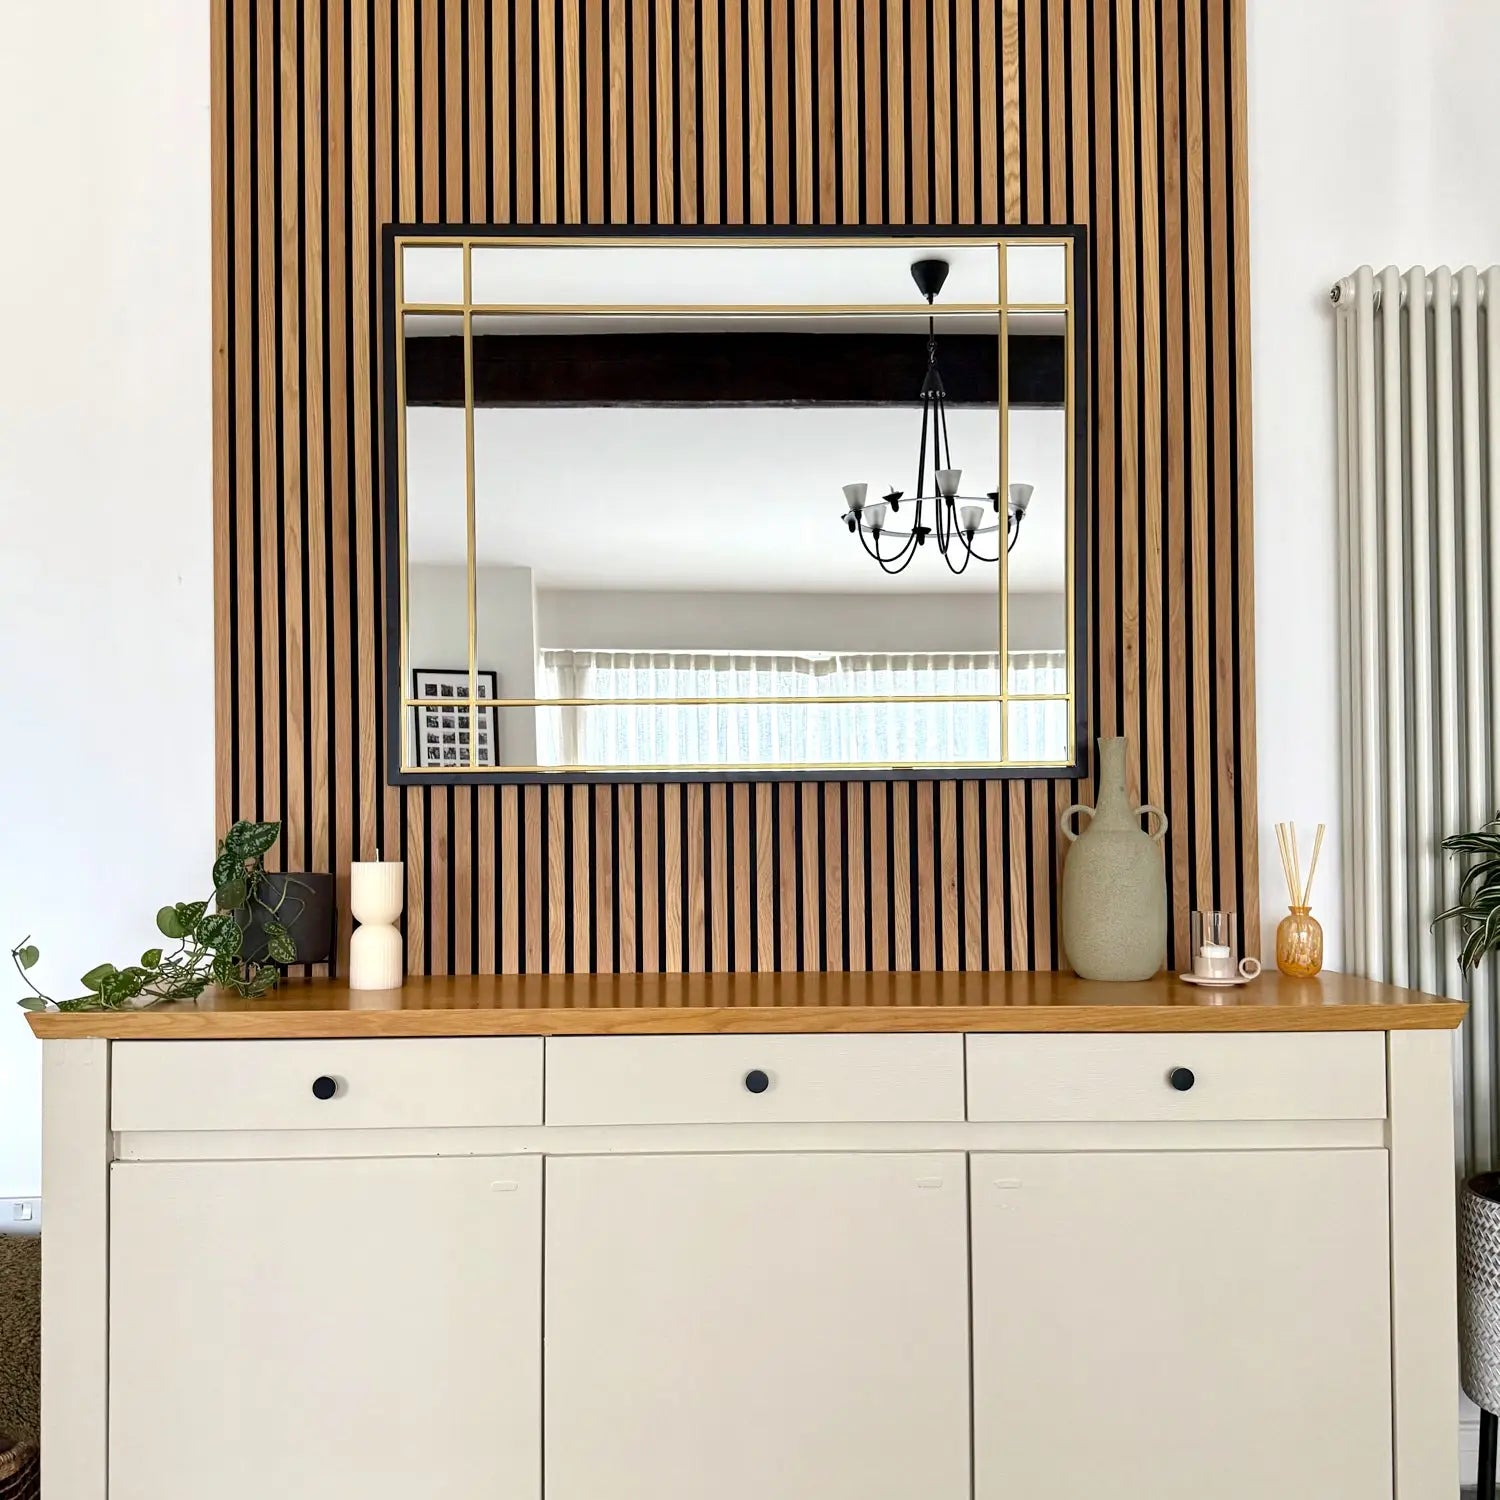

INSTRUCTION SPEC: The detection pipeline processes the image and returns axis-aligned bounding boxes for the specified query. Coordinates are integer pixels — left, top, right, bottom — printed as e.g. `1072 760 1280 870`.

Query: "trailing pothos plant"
1434 816 1500 971
14 819 296 1013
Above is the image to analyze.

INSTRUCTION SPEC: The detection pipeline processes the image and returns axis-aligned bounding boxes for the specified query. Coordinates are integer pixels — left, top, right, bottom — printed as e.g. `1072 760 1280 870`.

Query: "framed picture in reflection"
412 668 497 768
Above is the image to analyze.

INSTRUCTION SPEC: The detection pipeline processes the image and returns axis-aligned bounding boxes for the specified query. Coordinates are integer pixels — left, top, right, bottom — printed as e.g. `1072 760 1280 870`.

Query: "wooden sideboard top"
25 970 1465 1039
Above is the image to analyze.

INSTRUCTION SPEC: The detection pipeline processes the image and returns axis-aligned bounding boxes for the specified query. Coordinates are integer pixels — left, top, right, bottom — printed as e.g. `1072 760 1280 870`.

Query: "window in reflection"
534 651 1068 768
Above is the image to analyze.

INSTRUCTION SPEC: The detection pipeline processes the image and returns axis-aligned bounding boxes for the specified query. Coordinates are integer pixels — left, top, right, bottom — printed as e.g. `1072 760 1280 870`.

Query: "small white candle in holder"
1195 942 1235 979
349 854 405 990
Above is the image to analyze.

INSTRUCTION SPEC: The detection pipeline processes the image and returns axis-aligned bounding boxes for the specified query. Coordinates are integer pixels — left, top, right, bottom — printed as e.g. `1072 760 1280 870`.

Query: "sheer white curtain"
537 649 1068 767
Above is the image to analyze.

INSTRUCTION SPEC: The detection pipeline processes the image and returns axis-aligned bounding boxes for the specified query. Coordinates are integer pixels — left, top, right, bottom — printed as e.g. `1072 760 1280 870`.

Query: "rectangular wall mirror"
383 228 1087 783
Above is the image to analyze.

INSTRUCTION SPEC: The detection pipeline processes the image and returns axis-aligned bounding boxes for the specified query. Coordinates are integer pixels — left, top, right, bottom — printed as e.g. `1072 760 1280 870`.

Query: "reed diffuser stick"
1275 823 1296 906
1291 825 1303 907
1303 823 1327 906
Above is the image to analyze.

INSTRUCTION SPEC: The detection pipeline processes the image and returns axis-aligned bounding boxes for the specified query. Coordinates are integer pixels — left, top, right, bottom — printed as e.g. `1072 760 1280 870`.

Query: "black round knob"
744 1069 771 1095
311 1075 338 1101
1168 1067 1196 1092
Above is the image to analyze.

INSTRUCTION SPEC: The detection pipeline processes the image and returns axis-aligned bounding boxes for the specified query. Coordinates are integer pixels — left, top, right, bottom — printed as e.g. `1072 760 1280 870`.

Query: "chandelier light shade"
839 258 1034 575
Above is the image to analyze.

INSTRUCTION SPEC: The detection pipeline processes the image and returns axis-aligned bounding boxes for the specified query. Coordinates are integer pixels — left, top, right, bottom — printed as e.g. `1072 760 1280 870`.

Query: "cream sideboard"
30 971 1464 1500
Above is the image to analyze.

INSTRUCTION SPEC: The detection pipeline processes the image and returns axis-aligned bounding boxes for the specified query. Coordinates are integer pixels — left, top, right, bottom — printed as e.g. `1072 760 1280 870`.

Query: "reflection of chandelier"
840 258 1033 575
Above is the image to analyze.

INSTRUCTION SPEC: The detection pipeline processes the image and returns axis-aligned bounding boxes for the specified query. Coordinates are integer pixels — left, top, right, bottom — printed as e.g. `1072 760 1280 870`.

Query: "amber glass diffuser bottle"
1274 822 1325 978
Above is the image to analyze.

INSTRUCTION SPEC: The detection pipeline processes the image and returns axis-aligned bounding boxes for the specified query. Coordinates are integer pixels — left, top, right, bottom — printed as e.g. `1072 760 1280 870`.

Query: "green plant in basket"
14 819 295 1013
1434 816 1500 971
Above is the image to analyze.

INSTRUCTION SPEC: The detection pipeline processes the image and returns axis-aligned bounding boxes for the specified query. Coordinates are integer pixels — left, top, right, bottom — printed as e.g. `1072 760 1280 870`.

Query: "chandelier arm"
868 532 921 574
915 390 930 502
857 521 921 573
936 383 953 472
940 539 973 575
933 494 954 555
940 515 986 575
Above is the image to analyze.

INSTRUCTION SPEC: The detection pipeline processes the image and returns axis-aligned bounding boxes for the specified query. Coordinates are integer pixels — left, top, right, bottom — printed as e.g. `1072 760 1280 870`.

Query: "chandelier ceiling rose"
909 258 951 301
838 258 1033 576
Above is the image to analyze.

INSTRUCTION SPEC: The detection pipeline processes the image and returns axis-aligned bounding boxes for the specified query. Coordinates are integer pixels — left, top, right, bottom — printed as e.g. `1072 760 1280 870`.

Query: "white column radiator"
1333 264 1499 1170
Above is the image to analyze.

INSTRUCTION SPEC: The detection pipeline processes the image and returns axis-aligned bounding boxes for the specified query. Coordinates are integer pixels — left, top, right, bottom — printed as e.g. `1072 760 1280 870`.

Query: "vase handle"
1139 804 1169 842
1059 804 1094 842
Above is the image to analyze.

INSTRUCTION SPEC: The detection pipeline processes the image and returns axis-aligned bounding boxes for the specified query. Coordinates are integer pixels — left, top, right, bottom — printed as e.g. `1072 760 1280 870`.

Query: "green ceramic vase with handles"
1059 736 1169 980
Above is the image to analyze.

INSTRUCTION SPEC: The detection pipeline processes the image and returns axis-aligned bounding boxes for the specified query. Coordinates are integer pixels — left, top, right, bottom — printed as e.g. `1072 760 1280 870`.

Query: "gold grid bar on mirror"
393 231 1078 776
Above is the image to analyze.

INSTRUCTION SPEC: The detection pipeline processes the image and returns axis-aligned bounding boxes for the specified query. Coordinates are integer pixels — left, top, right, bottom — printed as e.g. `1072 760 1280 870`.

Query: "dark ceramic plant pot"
237 872 336 966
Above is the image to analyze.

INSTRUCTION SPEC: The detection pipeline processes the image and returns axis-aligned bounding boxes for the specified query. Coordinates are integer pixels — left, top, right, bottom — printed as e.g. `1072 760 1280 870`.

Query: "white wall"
536 588 1067 655
1247 0 1500 965
409 564 540 763
0 4 212 1194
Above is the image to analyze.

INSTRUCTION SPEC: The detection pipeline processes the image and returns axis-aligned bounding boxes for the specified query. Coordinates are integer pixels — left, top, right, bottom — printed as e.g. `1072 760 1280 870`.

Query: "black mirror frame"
380 221 1090 787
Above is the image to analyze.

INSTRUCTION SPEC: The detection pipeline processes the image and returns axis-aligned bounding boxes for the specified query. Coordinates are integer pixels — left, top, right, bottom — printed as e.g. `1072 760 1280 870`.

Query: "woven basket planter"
1460 1173 1500 1410
0 1434 39 1500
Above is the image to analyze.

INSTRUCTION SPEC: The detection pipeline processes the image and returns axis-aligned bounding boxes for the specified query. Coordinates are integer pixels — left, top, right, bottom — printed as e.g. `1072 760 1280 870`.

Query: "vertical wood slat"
327 0 355 969
232 0 257 836
617 786 637 971
1229 0 1260 951
215 0 1257 979
686 784 706 971
678 0 700 224
732 785 752 971
255 0 282 845
1113 0 1140 810
654 0 675 222
953 0 975 224
1161 1 1192 955
1137 0 1166 827
930 0 952 224
572 783 591 970
860 1 880 224
211 0 232 849
777 783 798 965
770 1 790 224
303 0 330 969
368 0 393 874
1183 0 1214 917
700 0 722 223
595 786 616 973
562 0 583 222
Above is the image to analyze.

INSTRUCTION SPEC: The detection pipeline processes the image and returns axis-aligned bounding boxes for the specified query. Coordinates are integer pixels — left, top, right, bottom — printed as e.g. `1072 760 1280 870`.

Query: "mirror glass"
402 244 465 305
392 234 1081 777
1003 243 1068 306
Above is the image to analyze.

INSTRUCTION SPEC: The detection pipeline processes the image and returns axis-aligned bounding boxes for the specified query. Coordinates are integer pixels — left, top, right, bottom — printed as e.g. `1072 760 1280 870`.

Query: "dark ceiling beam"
403 332 1065 408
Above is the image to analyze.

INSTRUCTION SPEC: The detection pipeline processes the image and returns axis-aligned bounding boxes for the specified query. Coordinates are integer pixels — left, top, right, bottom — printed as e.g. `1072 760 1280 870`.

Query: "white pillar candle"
349 856 404 991
1199 943 1232 958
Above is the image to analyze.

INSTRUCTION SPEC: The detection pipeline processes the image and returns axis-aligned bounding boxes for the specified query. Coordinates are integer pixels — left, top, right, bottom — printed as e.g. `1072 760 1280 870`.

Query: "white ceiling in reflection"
405 404 1068 594
404 240 1060 307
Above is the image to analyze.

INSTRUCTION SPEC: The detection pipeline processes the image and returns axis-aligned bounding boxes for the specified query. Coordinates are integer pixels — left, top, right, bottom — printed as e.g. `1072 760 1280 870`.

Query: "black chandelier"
839 258 1033 575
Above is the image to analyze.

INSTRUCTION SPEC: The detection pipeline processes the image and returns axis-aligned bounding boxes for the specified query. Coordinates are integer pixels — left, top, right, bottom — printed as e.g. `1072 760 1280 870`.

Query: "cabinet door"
545 1152 970 1500
109 1155 541 1500
971 1150 1393 1500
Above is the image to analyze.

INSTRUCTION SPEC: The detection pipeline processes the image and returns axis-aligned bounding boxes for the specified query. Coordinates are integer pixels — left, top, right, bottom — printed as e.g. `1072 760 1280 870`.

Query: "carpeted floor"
0 1236 39 1446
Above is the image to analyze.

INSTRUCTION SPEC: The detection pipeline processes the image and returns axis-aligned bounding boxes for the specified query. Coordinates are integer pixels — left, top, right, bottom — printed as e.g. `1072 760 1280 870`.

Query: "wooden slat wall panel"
213 0 1257 975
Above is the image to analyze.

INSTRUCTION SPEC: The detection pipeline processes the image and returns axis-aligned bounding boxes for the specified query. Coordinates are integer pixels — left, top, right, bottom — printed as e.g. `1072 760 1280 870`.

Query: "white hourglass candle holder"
349 858 404 991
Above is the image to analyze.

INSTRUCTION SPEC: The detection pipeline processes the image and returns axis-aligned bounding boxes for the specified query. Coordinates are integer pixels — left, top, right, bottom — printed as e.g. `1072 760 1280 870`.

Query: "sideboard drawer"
544 1035 964 1125
111 1038 544 1132
965 1032 1388 1122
